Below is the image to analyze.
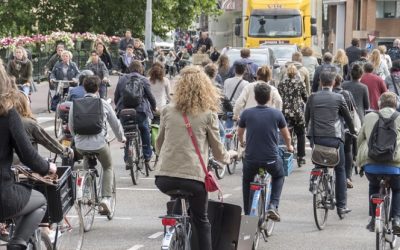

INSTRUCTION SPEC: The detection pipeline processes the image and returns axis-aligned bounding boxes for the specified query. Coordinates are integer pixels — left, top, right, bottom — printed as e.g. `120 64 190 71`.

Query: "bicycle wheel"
107 172 117 220
130 137 141 185
47 89 52 113
313 177 329 230
253 190 265 250
38 231 53 250
54 108 63 138
226 136 237 175
376 203 386 250
79 173 96 232
55 202 84 250
161 225 184 250
214 160 226 180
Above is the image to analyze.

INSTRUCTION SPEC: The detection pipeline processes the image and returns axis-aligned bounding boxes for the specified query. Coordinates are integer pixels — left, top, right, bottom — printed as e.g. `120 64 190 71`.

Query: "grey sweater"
342 80 370 123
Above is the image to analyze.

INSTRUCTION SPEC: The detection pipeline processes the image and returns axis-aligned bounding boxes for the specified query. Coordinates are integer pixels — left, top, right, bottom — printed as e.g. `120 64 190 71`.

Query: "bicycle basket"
279 146 294 176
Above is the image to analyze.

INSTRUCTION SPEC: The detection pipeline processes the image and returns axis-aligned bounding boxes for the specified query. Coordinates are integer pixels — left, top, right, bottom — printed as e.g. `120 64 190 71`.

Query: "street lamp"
144 0 152 51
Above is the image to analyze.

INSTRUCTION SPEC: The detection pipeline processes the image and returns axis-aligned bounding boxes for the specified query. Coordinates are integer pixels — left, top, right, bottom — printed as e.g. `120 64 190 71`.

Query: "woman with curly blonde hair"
369 48 390 79
333 49 349 78
155 66 235 250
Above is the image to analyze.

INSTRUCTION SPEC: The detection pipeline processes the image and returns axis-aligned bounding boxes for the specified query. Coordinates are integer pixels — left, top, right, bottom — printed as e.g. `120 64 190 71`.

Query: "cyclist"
133 39 148 62
149 63 171 112
50 50 80 86
238 83 293 220
119 45 135 74
45 43 64 73
68 76 125 213
0 64 57 250
86 50 109 99
6 46 33 96
118 30 134 55
96 41 113 71
278 64 308 166
114 60 157 170
305 68 356 217
224 62 248 106
155 66 236 250
67 70 94 101
357 92 400 233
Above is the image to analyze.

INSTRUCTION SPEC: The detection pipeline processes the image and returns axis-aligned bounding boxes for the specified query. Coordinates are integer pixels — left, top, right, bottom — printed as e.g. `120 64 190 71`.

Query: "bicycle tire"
225 137 237 175
38 231 53 250
130 137 141 185
79 173 96 232
54 108 63 138
387 190 398 249
252 189 265 250
214 161 226 180
107 172 117 220
55 202 84 250
162 225 184 250
376 212 386 250
47 89 52 113
313 177 329 230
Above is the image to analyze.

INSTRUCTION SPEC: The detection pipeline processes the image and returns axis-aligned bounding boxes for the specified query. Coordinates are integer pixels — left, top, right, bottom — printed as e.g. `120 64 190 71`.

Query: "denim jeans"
155 176 211 250
366 173 400 218
313 137 347 208
136 112 152 161
242 157 285 215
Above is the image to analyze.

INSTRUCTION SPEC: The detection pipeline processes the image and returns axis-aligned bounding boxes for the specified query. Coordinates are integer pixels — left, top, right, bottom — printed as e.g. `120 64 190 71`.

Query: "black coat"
0 109 49 219
345 45 361 66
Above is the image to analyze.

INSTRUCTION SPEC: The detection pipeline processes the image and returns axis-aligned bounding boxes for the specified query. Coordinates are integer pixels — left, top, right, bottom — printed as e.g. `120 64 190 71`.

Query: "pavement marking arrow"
127 245 144 250
148 232 164 239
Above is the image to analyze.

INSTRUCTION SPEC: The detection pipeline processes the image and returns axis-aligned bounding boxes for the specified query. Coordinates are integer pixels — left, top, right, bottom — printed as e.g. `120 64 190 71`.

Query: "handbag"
309 94 340 168
183 114 222 194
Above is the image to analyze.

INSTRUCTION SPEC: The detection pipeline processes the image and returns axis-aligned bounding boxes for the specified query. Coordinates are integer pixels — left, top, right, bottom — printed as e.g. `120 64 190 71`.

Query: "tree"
0 0 221 37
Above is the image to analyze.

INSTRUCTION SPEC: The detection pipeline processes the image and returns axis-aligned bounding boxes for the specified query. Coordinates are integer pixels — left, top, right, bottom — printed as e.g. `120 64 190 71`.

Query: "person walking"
386 59 400 105
301 46 319 87
333 49 350 79
345 38 362 66
149 64 171 111
360 62 387 110
369 49 390 80
388 39 400 62
223 63 248 106
312 52 338 92
217 54 231 85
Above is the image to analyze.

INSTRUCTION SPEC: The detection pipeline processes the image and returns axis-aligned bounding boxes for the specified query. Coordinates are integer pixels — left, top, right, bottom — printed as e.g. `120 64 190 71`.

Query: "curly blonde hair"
369 49 381 70
333 49 348 65
173 66 220 115
14 92 35 120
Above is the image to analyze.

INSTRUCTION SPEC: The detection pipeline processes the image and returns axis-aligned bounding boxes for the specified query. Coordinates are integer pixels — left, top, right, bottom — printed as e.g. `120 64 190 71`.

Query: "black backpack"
122 76 144 108
242 63 255 83
72 97 104 135
368 111 400 162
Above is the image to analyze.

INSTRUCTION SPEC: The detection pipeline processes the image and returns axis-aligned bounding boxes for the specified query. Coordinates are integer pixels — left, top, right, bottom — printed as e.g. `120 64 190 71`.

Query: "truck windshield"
249 15 302 38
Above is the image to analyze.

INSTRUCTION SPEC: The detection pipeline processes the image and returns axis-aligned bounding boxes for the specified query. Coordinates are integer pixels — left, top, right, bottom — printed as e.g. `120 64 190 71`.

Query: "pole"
145 0 152 51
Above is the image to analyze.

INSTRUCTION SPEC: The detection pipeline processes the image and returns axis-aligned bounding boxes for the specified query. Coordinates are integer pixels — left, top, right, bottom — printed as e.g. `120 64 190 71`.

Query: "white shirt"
223 76 248 105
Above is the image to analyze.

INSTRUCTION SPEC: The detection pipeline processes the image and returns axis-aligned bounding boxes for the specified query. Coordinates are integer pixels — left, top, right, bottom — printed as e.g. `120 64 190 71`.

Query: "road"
27 76 377 250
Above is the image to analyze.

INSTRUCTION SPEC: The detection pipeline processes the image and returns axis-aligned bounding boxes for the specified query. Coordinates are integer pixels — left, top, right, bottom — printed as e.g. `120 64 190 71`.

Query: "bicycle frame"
371 179 390 234
250 171 272 217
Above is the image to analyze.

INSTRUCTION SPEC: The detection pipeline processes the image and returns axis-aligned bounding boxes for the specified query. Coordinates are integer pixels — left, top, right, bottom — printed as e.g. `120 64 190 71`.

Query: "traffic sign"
366 43 373 50
368 34 376 43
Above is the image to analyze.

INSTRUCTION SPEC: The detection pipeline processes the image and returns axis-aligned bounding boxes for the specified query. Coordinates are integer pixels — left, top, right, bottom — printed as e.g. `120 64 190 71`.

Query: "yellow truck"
235 0 317 48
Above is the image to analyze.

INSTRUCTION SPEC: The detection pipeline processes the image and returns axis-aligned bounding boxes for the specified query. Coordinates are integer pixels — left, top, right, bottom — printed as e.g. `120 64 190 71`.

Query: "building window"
376 0 398 18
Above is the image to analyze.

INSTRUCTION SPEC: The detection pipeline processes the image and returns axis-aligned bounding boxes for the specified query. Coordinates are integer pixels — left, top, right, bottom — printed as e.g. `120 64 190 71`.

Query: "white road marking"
37 117 54 123
117 187 159 191
234 186 242 191
148 231 164 239
127 245 144 250
68 215 132 220
223 194 232 199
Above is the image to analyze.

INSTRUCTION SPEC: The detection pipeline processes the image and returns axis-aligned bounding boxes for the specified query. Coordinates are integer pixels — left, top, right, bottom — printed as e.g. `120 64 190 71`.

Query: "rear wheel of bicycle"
313 177 329 230
107 172 117 220
376 204 386 250
79 173 96 232
130 138 141 185
253 190 266 250
55 202 84 250
165 225 184 250
38 231 52 250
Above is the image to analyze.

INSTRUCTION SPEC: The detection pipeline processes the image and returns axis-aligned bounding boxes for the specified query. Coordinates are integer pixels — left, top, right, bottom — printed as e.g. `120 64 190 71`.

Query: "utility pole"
144 0 152 51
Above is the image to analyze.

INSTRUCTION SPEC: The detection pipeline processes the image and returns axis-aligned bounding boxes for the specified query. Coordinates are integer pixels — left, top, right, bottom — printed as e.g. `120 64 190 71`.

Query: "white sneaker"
99 197 111 214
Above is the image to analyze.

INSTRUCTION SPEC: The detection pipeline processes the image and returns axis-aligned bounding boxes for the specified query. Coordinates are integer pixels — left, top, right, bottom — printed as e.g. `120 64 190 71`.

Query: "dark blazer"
342 80 370 122
305 89 355 141
99 52 113 70
50 61 80 81
0 109 49 219
345 45 361 66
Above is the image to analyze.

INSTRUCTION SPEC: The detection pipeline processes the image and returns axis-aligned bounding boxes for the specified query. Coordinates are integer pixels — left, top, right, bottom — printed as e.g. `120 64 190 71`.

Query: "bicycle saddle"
166 190 193 198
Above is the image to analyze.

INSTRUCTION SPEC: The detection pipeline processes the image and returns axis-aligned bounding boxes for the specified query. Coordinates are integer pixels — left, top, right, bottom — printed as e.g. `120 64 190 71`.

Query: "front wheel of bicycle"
313 177 329 230
226 136 238 175
79 173 96 232
107 172 117 220
55 202 84 250
54 108 63 138
47 89 53 113
214 162 226 180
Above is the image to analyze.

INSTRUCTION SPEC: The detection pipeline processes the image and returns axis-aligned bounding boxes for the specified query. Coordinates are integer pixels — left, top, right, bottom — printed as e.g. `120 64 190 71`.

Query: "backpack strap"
229 79 243 102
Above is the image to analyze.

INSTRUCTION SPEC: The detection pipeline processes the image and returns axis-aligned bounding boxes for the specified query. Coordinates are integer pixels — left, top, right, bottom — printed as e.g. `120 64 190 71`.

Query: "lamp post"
144 0 152 51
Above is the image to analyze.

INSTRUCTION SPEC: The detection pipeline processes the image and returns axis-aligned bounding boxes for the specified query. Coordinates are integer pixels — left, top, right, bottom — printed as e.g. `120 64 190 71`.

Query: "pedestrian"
228 48 258 82
6 46 33 96
96 41 113 70
165 51 176 79
217 54 230 85
312 52 338 92
388 39 400 62
195 32 213 53
306 68 356 216
119 30 135 54
360 62 387 110
385 59 400 108
220 44 231 56
369 49 390 80
342 64 370 123
279 52 310 95
210 47 220 62
345 38 362 66
234 66 283 119
277 64 308 165
333 49 350 79
223 63 248 105
155 51 166 68
350 48 369 69
155 66 236 250
301 46 319 87
378 45 392 70
149 64 171 111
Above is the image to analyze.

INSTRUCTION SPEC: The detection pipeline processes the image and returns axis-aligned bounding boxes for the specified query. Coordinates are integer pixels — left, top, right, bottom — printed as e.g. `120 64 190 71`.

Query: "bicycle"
119 109 153 185
52 80 75 138
371 176 398 250
309 166 340 230
77 152 117 232
249 168 275 250
0 219 52 250
222 112 239 175
160 189 192 250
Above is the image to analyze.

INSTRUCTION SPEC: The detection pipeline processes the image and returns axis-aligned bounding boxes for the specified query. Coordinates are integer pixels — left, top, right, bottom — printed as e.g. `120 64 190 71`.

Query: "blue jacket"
114 72 157 119
67 85 86 101
50 61 80 81
228 58 258 79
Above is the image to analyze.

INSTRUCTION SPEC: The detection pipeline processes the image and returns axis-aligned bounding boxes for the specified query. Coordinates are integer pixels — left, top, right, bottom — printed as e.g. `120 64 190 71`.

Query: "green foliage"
0 0 221 37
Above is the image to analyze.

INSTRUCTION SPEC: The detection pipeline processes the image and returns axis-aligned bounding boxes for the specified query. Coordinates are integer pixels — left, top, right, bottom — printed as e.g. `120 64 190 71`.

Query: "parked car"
260 44 298 66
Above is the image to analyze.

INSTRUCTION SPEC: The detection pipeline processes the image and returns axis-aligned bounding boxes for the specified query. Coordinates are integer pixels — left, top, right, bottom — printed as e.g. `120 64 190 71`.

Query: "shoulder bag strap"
229 79 243 102
183 114 208 175
391 75 400 96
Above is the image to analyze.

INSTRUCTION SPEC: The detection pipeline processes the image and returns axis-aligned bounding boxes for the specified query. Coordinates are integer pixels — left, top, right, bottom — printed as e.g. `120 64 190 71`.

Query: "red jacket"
360 73 387 110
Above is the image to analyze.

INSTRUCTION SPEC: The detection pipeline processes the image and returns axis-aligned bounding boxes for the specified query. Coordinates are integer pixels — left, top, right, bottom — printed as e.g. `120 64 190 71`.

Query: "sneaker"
99 197 112 214
297 157 306 166
366 218 375 232
267 206 281 222
346 179 354 189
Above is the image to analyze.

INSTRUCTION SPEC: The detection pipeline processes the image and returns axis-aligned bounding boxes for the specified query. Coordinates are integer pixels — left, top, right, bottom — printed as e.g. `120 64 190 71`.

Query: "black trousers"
155 176 211 250
344 133 354 179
